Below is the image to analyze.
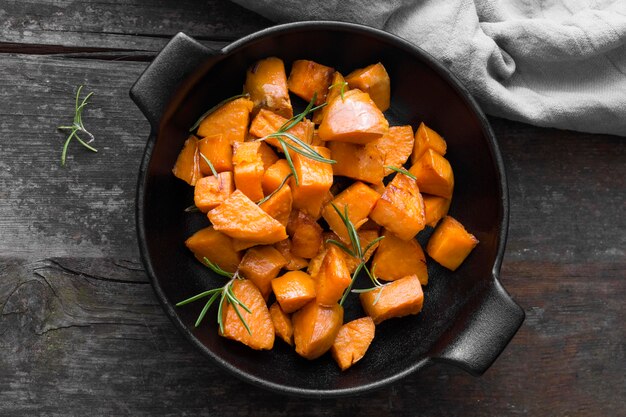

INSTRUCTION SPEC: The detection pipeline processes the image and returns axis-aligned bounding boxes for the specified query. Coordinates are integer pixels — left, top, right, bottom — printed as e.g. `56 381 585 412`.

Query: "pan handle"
130 32 216 129
430 278 524 375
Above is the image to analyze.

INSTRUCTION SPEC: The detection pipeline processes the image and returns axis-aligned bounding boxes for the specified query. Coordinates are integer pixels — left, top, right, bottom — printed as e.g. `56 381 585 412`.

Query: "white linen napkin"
230 0 626 136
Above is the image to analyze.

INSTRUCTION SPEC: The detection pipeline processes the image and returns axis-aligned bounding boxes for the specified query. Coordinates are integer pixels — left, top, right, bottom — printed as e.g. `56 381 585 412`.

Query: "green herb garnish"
257 173 293 205
328 81 348 101
385 165 417 180
199 152 219 178
57 85 97 166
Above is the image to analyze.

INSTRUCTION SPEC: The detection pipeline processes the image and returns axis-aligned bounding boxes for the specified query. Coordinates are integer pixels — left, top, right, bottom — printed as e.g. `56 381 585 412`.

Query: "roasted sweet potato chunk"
287 60 335 105
290 146 334 218
244 57 293 118
269 302 293 345
345 62 390 112
331 317 375 370
184 227 241 273
426 216 478 271
372 231 428 284
274 238 309 271
239 246 287 299
318 89 388 144
272 271 317 313
194 171 235 213
172 135 201 186
411 122 447 164
423 194 451 228
322 181 380 243
232 141 278 202
313 71 346 124
292 301 343 360
198 134 232 174
369 125 414 176
262 159 292 194
197 97 253 143
287 210 323 259
315 245 351 306
259 183 293 227
220 279 274 350
409 148 454 198
360 274 424 324
249 108 314 149
328 141 385 185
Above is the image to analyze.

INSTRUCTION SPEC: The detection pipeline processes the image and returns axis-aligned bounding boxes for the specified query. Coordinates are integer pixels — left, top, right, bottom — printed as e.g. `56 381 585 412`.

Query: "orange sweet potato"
423 194 451 228
234 161 265 202
194 171 235 212
287 210 323 259
248 108 314 149
322 181 380 243
318 230 380 274
269 302 293 345
313 71 346 125
411 122 447 164
426 216 478 271
409 148 454 198
345 62 391 112
244 57 293 118
368 125 414 176
184 227 241 273
372 231 428 284
369 173 425 240
360 274 424 324
172 135 201 186
290 146 334 218
239 245 288 300
331 317 375 371
287 59 335 105
220 279 274 350
274 238 309 271
271 271 317 313
328 140 385 185
292 301 343 360
259 183 293 227
197 97 253 143
208 190 288 244
262 159 292 194
198 134 232 174
315 245 351 306
318 89 389 144
232 141 278 168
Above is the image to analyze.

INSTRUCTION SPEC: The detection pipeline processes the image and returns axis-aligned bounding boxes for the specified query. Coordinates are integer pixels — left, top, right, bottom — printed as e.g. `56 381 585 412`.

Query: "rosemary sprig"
328 81 348 100
351 263 388 305
57 85 97 166
189 93 250 132
184 204 200 213
385 165 417 180
176 258 252 334
326 203 385 305
257 173 293 205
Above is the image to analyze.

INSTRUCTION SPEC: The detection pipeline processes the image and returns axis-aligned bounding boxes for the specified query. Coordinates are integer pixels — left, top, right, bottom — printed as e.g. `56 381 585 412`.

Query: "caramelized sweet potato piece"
194 171 235 212
369 125 414 176
345 62 391 112
262 159 292 194
197 97 253 143
172 135 201 186
269 302 293 345
239 246 287 299
271 271 317 313
328 141 385 185
290 146 334 218
274 238 309 271
184 227 241 273
198 134 232 174
318 89 388 144
248 108 314 149
292 301 343 360
322 182 380 243
315 245 351 306
360 274 424 324
234 161 265 202
331 317 375 371
287 210 323 259
259 183 293 227
313 71 346 125
232 141 278 168
409 148 454 198
208 190 287 244
423 194 451 228
220 279 274 350
372 231 428 284
411 122 447 164
369 173 426 240
244 57 293 118
287 60 335 105
426 216 478 271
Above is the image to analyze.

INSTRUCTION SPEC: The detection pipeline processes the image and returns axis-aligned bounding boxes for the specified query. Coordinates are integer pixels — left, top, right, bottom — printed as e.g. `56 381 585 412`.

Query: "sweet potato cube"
345 62 391 112
328 141 385 185
184 227 241 273
194 172 235 213
232 141 278 169
331 317 375 371
369 125 414 176
172 135 201 186
426 216 479 271
239 246 287 300
345 230 381 273
318 89 389 144
234 161 265 202
360 275 424 324
315 245 351 306
290 146 334 218
423 195 451 227
411 122 447 164
292 301 343 360
269 302 293 345
244 57 293 118
197 97 253 143
322 182 380 243
271 271 317 313
208 190 287 244
287 60 335 105
259 183 293 227
409 148 454 198
248 108 314 149
274 238 309 271
306 247 327 277
262 159 293 194
220 279 274 350
372 231 428 284
370 173 425 240
198 134 232 174
313 71 346 125
287 210 323 259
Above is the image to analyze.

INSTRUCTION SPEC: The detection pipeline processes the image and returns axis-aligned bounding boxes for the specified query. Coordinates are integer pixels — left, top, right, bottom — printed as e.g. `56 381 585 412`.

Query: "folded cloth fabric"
230 0 626 136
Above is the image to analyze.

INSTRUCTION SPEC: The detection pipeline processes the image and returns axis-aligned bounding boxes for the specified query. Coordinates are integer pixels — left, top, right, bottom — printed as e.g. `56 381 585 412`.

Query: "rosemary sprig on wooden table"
57 85 97 166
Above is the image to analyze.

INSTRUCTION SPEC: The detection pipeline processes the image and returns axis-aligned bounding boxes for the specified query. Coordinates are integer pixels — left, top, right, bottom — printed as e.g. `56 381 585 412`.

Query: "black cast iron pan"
130 21 524 397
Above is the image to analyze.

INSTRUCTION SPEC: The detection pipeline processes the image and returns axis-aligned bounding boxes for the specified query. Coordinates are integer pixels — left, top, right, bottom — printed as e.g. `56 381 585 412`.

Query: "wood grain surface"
1 1 624 416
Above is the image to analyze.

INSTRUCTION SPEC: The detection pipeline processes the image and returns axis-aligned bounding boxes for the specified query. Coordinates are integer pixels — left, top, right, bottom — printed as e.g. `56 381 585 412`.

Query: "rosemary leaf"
58 85 97 166
340 262 364 306
280 140 299 186
184 204 200 213
228 293 252 335
203 257 234 278
195 291 221 327
385 165 417 180
189 93 249 132
176 289 219 307
279 93 318 132
199 152 219 178
325 239 356 258
328 81 348 100
363 235 386 255
257 173 293 205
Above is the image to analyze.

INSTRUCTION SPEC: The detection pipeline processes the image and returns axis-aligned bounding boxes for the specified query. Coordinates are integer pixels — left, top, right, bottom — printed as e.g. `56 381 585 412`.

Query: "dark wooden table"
1 1 624 415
